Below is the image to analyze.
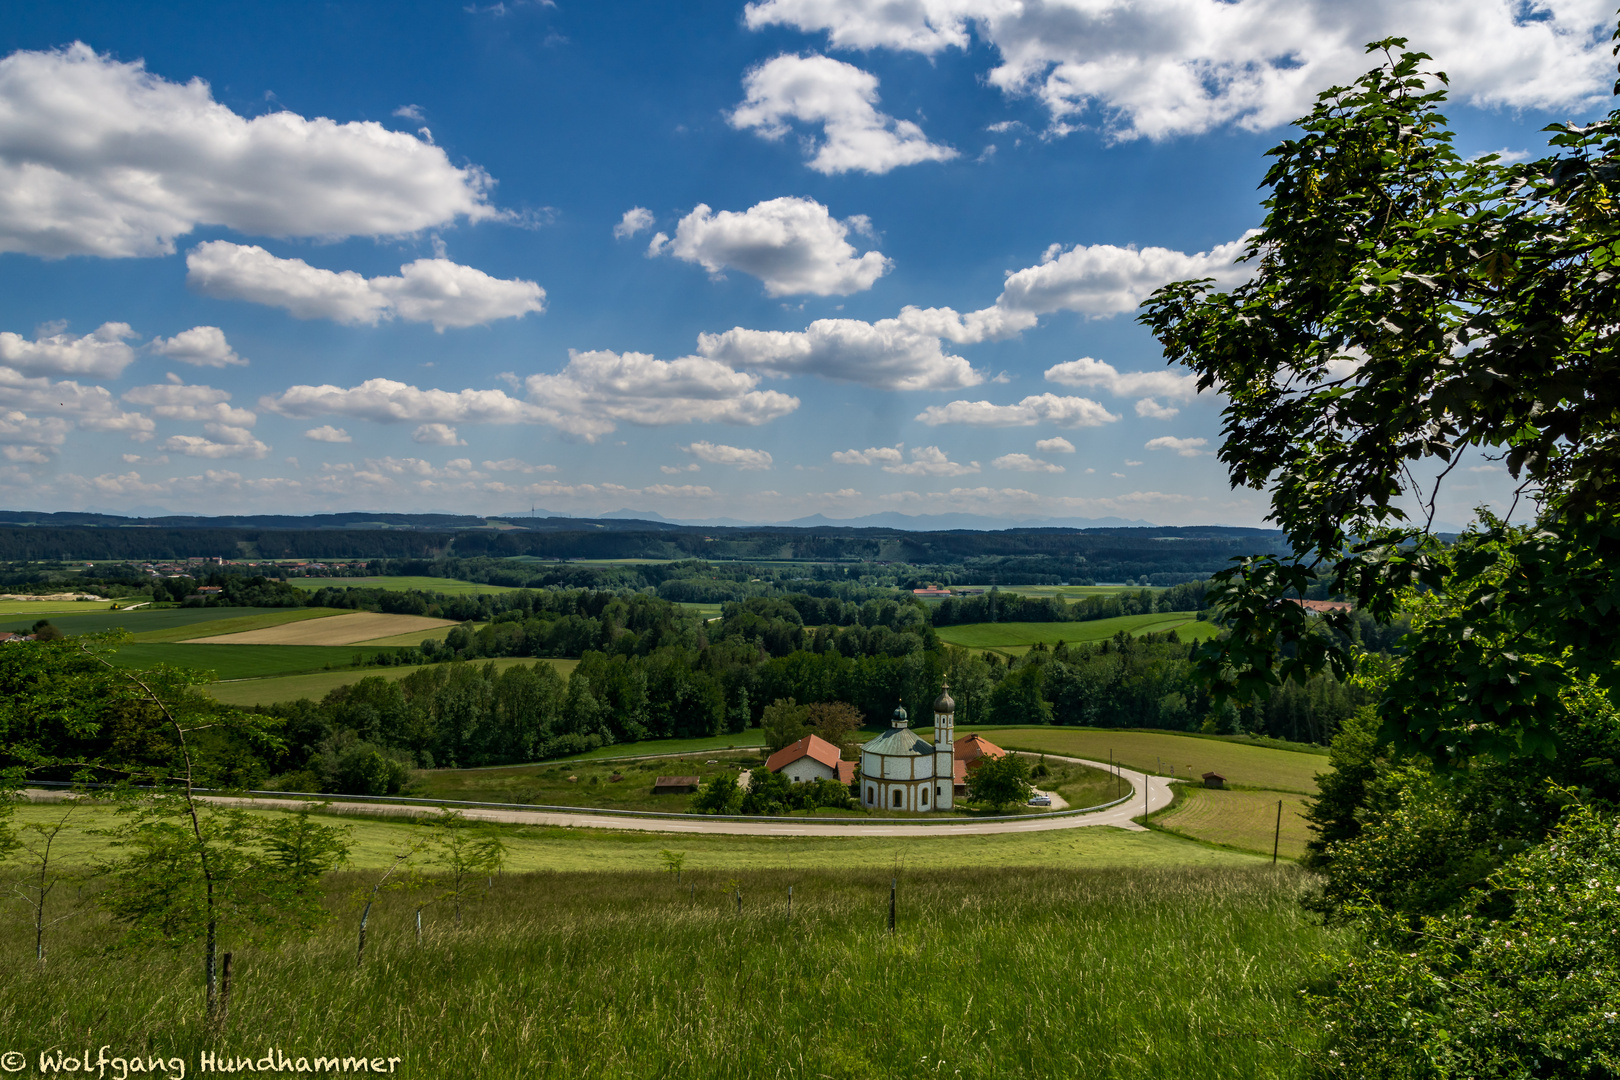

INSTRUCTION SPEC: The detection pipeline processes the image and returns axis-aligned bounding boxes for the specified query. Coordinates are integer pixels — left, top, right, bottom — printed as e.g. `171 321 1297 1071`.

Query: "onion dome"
934 682 955 714
891 702 908 727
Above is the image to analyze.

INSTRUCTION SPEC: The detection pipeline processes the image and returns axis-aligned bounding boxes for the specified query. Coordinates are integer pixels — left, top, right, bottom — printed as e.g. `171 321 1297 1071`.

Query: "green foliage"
1139 38 1620 767
421 810 506 925
99 797 349 948
967 752 1033 813
761 698 811 752
689 772 742 815
738 769 853 815
1305 804 1620 1078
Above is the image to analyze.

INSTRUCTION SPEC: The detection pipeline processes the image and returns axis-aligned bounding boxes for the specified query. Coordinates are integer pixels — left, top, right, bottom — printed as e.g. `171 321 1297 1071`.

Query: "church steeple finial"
891 699 908 728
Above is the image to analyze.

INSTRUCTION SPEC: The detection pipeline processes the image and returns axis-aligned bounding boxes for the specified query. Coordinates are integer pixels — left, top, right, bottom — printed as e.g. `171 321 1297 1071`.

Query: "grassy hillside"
964 727 1326 793
0 817 1335 1080
935 612 1219 654
205 656 577 706
109 643 403 681
0 605 303 637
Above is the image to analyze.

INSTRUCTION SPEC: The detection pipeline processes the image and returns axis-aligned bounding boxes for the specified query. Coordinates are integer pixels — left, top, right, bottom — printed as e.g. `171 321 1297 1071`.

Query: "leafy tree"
422 810 507 926
805 700 862 753
761 698 811 752
690 773 742 814
11 798 86 965
966 753 1032 813
1139 38 1620 769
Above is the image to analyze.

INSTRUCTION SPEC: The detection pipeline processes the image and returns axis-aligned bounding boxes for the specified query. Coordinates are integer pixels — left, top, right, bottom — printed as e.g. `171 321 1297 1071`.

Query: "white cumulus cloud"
662 196 890 297
147 325 246 368
832 444 904 466
1035 436 1074 454
1045 355 1200 399
993 452 1063 473
161 423 269 459
1145 435 1209 457
729 53 957 175
883 445 979 477
0 43 499 258
744 0 1616 141
699 314 979 391
123 379 256 426
915 393 1119 428
304 425 351 443
412 423 466 446
683 441 774 470
614 207 655 239
0 322 138 378
186 242 545 331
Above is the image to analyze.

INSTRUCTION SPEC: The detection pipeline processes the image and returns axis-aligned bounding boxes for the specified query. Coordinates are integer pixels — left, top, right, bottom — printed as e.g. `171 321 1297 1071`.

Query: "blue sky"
0 0 1609 525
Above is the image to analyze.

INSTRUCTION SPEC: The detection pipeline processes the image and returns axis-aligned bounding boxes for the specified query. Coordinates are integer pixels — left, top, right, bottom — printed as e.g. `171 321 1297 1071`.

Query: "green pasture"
0 598 118 616
676 602 723 620
1153 786 1314 861
127 606 345 642
551 729 766 761
10 799 1263 874
0 801 1331 1080
413 753 762 811
0 605 308 637
987 584 1164 597
108 643 403 681
286 576 524 594
205 657 578 706
941 726 1326 794
934 611 1218 653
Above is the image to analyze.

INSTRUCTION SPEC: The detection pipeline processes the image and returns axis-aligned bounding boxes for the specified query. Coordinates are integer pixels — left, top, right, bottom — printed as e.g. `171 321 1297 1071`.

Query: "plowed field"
187 611 459 645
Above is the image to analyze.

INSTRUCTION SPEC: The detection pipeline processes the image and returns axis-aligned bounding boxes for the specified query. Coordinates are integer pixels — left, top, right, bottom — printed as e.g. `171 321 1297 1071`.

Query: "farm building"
954 733 1008 773
765 734 856 785
1202 771 1226 789
858 686 965 812
653 776 700 794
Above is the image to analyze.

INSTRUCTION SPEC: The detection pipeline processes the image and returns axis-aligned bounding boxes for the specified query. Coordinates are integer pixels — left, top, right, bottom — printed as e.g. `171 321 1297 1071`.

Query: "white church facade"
859 685 964 812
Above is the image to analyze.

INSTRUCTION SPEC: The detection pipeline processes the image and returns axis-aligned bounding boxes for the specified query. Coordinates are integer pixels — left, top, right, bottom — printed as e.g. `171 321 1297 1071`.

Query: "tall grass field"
0 861 1340 1080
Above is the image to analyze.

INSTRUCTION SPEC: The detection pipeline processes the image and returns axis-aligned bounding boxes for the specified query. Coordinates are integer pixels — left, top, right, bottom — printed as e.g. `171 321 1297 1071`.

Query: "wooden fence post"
1273 800 1283 865
888 877 896 934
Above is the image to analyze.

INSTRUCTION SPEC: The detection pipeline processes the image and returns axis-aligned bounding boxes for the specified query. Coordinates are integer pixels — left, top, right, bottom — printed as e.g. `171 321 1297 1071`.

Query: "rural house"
764 734 855 785
954 732 1008 773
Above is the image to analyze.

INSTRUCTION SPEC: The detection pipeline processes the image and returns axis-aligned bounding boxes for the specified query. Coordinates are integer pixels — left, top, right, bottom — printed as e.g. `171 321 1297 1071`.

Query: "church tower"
932 682 955 811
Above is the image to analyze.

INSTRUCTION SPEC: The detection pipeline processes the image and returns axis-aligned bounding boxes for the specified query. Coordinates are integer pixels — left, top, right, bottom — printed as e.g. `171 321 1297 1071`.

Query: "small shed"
653 775 700 795
1201 771 1226 790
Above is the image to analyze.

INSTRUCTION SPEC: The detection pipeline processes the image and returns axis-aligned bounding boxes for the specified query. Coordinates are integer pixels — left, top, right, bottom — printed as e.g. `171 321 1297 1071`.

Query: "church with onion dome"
858 684 965 812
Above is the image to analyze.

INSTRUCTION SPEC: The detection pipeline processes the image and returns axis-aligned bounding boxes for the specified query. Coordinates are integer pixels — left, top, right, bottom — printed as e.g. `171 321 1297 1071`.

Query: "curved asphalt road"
110 755 1175 837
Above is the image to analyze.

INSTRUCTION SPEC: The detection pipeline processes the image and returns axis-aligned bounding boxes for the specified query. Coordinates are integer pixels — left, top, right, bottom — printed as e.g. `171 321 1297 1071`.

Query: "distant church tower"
932 682 955 810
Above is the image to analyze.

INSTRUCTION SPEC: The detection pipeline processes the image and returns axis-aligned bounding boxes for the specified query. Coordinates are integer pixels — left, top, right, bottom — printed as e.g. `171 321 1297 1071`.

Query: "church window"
921 788 928 806
867 786 874 804
893 789 902 807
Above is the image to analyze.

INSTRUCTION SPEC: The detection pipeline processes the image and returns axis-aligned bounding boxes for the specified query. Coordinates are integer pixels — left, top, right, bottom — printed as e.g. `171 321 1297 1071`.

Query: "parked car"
1028 793 1052 807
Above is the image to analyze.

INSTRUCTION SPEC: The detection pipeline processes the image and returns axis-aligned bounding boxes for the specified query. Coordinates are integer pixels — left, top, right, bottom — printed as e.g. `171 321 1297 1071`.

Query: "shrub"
1305 804 1620 1078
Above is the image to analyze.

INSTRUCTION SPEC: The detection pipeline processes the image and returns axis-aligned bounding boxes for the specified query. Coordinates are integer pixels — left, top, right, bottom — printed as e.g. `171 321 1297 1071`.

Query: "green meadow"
206 657 579 706
0 802 1334 1080
934 612 1219 654
109 643 404 681
0 605 301 637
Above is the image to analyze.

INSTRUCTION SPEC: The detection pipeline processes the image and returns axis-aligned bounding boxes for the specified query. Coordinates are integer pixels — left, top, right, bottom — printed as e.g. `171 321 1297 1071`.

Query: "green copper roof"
862 726 933 756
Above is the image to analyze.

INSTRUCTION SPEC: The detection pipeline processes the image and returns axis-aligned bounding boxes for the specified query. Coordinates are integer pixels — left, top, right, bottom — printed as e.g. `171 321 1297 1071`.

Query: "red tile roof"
765 733 845 775
954 733 1007 768
836 760 856 784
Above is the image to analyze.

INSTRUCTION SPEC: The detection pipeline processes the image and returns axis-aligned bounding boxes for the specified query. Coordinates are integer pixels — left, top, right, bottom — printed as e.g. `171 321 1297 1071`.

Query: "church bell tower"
933 682 955 811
